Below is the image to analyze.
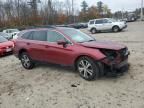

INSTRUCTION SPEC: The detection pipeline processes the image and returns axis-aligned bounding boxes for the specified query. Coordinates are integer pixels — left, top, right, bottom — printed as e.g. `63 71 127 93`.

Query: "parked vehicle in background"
68 22 88 29
2 29 20 37
68 23 81 29
0 32 12 40
14 27 129 80
126 13 137 22
12 32 20 40
0 36 14 56
79 22 88 28
88 18 127 34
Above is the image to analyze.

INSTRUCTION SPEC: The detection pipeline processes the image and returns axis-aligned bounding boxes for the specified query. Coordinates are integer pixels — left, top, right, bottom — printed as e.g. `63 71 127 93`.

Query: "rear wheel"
20 52 35 69
91 28 97 34
76 56 100 80
112 26 120 32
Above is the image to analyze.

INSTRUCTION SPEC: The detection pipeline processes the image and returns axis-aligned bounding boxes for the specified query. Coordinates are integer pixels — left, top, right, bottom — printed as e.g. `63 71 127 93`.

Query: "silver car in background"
88 18 127 34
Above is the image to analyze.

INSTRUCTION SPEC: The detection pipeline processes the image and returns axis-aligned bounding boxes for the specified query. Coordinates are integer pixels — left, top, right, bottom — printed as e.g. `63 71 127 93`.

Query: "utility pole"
141 0 143 21
72 0 75 23
18 0 20 18
28 0 37 16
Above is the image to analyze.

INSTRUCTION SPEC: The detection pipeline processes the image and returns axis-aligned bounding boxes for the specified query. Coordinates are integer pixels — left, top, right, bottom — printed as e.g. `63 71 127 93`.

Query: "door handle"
27 43 30 45
45 45 49 48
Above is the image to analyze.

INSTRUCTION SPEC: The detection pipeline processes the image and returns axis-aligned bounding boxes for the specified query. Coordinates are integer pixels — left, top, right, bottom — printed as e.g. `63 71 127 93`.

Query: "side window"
48 31 66 42
6 30 9 33
95 20 103 24
9 30 12 33
103 19 108 23
103 19 111 23
89 20 94 25
32 31 47 41
21 31 32 39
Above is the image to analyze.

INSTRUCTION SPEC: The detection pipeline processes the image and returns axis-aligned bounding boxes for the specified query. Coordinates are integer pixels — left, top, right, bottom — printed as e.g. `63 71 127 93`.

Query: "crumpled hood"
80 40 126 50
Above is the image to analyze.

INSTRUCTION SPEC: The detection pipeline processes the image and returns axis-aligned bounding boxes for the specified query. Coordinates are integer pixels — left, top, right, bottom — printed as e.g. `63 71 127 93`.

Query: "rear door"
26 30 48 61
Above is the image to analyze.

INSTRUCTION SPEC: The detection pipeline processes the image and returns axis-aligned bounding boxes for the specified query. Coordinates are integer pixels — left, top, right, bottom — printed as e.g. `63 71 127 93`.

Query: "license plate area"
6 48 12 52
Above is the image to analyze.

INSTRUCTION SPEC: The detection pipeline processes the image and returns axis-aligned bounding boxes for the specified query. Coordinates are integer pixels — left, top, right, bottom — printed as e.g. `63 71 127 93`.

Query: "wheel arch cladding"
74 50 106 70
18 49 27 59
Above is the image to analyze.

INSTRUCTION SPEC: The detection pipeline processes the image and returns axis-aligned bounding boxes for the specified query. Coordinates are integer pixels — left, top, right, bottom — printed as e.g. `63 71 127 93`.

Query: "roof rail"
34 25 56 29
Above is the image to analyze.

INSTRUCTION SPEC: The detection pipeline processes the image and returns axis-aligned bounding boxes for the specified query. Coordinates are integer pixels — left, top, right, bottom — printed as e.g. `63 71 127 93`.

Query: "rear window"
0 36 8 43
32 31 47 41
89 20 94 25
21 31 32 39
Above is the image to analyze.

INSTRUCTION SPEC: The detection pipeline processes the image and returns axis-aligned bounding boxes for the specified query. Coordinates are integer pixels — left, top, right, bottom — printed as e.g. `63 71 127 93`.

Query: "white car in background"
88 18 127 34
12 32 20 39
0 32 11 40
2 29 20 37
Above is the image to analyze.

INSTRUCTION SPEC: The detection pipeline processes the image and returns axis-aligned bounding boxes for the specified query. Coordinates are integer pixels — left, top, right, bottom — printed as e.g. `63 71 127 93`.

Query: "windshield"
62 28 95 43
0 36 8 43
10 29 19 33
0 32 10 37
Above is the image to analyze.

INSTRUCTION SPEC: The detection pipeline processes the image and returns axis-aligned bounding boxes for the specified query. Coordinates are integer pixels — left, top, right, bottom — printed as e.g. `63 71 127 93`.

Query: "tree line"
0 0 141 28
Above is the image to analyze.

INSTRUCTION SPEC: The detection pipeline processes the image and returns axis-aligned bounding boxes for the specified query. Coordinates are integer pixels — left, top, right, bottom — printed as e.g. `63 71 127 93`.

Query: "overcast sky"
59 0 141 12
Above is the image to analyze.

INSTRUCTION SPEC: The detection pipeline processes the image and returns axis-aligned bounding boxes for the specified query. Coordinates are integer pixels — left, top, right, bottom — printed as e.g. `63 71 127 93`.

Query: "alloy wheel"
91 29 96 34
21 54 31 68
113 26 119 32
78 60 93 78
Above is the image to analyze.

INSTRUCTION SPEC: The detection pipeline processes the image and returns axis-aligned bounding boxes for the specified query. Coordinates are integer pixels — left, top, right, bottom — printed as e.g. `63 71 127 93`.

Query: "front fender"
73 48 106 64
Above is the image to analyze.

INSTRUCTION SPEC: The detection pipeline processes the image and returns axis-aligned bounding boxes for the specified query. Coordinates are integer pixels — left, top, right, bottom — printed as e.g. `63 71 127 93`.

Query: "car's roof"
89 18 110 21
0 32 10 36
3 29 19 30
23 27 74 32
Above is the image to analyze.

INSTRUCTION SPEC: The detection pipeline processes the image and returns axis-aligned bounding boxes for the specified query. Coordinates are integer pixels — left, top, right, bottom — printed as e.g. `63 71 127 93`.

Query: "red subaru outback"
14 27 130 80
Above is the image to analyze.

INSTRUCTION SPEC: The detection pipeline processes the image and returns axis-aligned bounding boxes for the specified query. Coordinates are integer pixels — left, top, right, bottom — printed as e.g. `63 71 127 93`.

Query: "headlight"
119 47 129 56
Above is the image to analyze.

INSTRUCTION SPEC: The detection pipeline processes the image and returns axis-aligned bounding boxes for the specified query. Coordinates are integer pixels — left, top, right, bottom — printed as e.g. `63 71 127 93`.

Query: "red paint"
0 41 14 56
14 28 129 67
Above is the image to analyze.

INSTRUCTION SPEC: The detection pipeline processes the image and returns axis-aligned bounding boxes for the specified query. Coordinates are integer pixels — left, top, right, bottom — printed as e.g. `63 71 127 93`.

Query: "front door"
46 30 74 65
102 19 113 30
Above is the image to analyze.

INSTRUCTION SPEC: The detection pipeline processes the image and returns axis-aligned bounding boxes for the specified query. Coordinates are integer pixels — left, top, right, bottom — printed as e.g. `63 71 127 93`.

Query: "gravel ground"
0 21 144 108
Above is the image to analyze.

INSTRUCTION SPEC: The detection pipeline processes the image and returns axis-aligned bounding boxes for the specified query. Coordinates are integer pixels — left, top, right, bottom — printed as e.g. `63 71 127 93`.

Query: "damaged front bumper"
109 59 129 73
100 51 130 74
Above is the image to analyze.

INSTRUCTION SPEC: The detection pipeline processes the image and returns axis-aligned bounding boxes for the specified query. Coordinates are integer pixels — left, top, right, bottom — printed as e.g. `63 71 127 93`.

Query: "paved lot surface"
0 21 144 108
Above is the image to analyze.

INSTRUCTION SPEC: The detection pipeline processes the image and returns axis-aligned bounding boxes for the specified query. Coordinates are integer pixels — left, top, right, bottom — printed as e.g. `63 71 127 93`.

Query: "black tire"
97 62 105 77
76 56 100 81
91 28 97 34
20 52 35 69
112 26 120 32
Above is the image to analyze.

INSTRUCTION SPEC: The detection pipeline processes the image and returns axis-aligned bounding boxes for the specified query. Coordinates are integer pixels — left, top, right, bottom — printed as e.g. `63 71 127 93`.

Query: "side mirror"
57 40 68 47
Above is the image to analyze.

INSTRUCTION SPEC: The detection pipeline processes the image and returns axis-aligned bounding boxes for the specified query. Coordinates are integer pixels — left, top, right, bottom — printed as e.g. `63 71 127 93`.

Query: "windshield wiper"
78 39 95 43
87 39 95 42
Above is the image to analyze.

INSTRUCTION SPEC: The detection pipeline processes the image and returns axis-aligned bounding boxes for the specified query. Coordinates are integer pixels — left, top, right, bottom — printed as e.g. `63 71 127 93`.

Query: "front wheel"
77 56 100 81
20 52 35 69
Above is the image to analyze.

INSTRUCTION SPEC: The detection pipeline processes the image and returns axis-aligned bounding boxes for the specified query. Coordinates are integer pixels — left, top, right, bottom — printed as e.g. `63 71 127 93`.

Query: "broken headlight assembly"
100 49 118 61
